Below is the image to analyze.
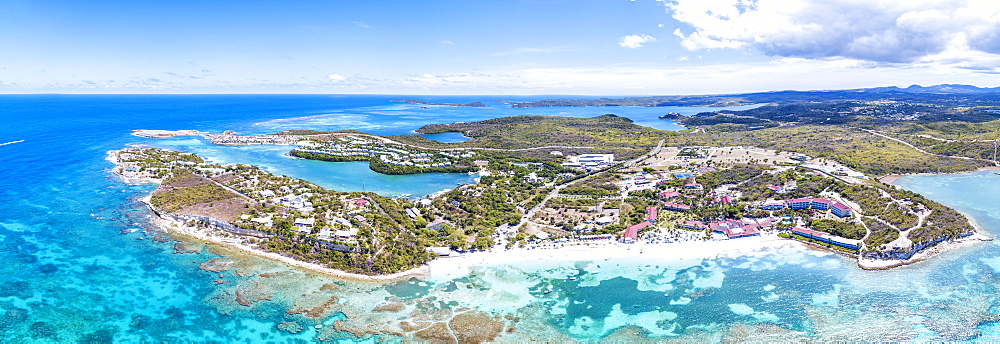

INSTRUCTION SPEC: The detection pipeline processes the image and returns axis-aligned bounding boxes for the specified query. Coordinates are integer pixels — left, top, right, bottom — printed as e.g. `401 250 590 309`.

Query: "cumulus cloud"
666 0 1000 67
327 74 347 81
618 34 656 48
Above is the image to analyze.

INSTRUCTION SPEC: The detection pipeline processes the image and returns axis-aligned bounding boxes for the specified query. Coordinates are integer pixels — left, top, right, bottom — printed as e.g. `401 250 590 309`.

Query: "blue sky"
2 0 999 94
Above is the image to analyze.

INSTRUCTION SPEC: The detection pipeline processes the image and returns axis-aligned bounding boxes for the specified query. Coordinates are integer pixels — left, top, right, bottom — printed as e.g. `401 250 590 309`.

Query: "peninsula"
391 99 489 107
113 105 994 276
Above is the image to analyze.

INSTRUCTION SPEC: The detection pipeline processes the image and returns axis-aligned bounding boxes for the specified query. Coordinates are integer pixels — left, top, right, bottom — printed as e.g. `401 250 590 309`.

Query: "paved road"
508 139 665 233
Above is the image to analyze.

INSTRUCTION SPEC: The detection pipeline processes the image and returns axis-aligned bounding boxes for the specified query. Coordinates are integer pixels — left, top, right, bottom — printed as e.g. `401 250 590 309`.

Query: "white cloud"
442 40 455 45
666 0 1000 69
327 74 347 81
352 21 370 29
618 34 657 49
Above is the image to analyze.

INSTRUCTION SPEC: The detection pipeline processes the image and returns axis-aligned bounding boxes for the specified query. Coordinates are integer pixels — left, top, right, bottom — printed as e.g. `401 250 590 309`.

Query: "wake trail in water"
0 140 24 146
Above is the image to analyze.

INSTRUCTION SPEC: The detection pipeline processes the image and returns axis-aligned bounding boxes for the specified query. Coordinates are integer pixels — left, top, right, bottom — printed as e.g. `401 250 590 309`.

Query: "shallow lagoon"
4 95 1000 341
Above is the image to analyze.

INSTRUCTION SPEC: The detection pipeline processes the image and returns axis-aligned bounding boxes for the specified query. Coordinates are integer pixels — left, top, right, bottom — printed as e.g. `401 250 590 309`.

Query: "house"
294 217 316 228
683 182 702 189
258 190 276 198
663 202 691 211
525 172 542 183
334 227 359 239
710 196 733 205
354 199 369 207
427 247 454 256
659 191 681 199
831 202 853 217
251 216 273 227
595 216 614 225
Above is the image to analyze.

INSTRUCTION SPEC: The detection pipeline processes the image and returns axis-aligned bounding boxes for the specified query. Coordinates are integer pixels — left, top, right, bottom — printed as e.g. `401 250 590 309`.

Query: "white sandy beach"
426 233 809 280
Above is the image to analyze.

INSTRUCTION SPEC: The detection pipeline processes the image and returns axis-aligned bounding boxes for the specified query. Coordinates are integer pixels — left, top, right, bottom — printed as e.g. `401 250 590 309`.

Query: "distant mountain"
507 84 1000 108
859 84 1000 94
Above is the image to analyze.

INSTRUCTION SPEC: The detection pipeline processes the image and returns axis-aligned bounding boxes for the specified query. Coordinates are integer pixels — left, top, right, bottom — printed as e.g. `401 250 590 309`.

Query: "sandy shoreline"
426 233 813 280
151 213 430 283
879 166 1000 184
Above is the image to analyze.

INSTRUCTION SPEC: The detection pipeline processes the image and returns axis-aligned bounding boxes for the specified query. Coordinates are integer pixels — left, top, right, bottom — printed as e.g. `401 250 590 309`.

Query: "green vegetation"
862 217 900 249
809 219 865 240
666 125 989 176
290 150 477 175
150 170 236 213
411 115 660 160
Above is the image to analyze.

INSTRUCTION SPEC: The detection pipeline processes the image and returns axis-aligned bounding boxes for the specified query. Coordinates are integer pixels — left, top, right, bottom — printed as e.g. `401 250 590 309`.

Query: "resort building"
791 227 861 250
645 207 658 222
787 197 812 209
562 153 615 168
623 221 652 242
577 154 614 164
831 202 853 217
760 200 786 210
709 219 760 239
810 198 831 210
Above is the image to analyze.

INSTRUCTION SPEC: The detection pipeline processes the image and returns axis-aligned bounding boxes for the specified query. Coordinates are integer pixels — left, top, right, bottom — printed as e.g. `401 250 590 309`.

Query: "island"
112 102 995 278
390 99 489 107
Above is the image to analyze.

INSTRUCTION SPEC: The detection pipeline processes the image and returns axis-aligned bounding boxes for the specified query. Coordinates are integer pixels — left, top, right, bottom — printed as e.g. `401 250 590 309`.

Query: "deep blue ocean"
2 95 1000 342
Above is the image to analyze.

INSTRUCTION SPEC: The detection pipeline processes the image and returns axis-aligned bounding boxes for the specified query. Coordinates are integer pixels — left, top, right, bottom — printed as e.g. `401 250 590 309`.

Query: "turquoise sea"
2 95 1000 342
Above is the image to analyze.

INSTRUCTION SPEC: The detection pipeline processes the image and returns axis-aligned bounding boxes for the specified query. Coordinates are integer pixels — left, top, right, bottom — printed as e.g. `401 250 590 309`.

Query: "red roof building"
831 202 853 217
645 207 658 222
810 198 831 210
663 202 691 211
709 219 760 239
623 221 652 242
787 197 812 209
791 226 861 250
659 191 681 199
354 199 369 207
